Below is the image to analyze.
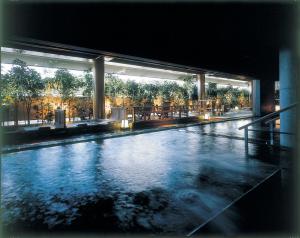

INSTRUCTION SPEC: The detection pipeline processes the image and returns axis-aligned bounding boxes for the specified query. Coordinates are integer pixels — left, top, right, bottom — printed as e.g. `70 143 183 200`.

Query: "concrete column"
279 49 297 148
197 73 205 100
93 56 105 120
252 80 261 117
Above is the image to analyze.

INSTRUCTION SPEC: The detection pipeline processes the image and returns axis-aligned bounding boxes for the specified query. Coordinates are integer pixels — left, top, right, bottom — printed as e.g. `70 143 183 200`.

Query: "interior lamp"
121 120 129 129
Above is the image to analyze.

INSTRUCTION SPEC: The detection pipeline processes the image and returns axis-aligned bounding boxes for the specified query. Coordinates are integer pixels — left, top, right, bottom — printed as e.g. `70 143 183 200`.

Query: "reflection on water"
1 119 281 234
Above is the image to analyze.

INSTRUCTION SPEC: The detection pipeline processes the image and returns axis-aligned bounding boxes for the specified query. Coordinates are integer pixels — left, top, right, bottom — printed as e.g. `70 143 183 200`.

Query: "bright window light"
105 61 192 76
1 47 93 63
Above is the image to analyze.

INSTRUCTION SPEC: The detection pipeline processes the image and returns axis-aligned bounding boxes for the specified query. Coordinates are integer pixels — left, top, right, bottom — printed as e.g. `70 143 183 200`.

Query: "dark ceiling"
2 1 298 80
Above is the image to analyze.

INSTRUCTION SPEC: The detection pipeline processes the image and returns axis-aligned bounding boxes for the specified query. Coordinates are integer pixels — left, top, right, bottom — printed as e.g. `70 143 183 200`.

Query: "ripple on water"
1 119 280 234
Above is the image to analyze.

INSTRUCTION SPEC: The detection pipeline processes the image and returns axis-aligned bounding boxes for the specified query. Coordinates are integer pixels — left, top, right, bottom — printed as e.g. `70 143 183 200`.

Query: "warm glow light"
204 113 210 120
121 120 129 128
104 56 114 62
275 105 280 111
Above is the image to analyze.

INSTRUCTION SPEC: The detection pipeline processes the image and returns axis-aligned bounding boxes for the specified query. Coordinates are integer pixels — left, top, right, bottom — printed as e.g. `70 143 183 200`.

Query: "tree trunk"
88 98 92 120
0 107 3 127
41 101 44 124
25 100 32 125
68 100 71 122
113 97 117 107
14 101 19 127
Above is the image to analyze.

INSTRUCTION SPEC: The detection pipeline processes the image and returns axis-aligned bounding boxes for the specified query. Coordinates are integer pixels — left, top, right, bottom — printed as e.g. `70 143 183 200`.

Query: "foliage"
48 68 81 121
207 82 218 99
180 75 196 101
2 59 45 125
124 80 140 103
105 73 125 98
50 68 80 105
206 84 250 108
140 83 160 103
44 103 54 123
159 81 180 102
21 66 45 124
82 69 94 99
1 59 253 125
3 59 28 104
75 70 94 119
0 73 12 105
191 84 198 101
238 89 250 107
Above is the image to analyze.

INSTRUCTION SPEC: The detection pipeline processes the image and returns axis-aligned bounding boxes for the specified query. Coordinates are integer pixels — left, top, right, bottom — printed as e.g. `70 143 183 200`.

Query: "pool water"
1 119 283 234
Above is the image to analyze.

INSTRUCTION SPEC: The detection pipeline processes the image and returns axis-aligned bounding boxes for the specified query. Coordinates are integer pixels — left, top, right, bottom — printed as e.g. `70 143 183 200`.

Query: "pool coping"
1 116 255 154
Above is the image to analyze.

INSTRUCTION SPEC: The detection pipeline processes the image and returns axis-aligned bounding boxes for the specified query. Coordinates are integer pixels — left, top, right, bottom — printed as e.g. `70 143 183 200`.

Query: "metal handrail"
264 116 280 125
238 103 297 130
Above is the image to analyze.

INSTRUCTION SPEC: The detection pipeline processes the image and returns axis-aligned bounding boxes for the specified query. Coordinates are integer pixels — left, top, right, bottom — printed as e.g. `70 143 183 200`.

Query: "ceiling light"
104 56 114 62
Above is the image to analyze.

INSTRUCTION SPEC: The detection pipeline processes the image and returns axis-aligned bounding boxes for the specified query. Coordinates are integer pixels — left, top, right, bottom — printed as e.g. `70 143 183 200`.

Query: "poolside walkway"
1 116 254 154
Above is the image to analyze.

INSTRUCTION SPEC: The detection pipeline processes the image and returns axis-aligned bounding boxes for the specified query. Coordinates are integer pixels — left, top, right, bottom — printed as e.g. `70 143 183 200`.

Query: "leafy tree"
3 59 26 126
124 80 140 105
0 73 11 106
105 73 125 106
238 92 246 107
141 83 160 103
180 75 196 103
49 68 81 121
179 86 189 104
44 103 54 123
207 82 218 99
216 87 228 105
191 84 198 101
33 104 42 123
171 84 185 106
82 69 94 99
21 68 45 125
224 91 233 107
159 81 180 102
80 70 94 119
0 73 11 126
3 59 44 126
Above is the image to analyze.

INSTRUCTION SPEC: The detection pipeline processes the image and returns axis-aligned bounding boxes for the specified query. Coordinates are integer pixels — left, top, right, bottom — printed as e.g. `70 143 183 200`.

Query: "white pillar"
93 57 105 120
279 49 297 148
252 80 261 117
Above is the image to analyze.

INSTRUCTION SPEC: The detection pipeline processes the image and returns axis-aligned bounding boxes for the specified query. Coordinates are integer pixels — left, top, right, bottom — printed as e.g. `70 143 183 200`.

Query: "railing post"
244 127 249 147
269 121 274 145
179 106 182 119
187 105 189 117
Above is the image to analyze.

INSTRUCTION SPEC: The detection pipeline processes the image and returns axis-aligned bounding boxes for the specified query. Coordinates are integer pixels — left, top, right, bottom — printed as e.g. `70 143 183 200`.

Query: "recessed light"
104 56 114 62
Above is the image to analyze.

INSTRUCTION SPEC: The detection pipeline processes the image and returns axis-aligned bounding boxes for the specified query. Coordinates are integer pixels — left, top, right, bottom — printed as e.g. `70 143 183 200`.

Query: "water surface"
1 119 282 234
